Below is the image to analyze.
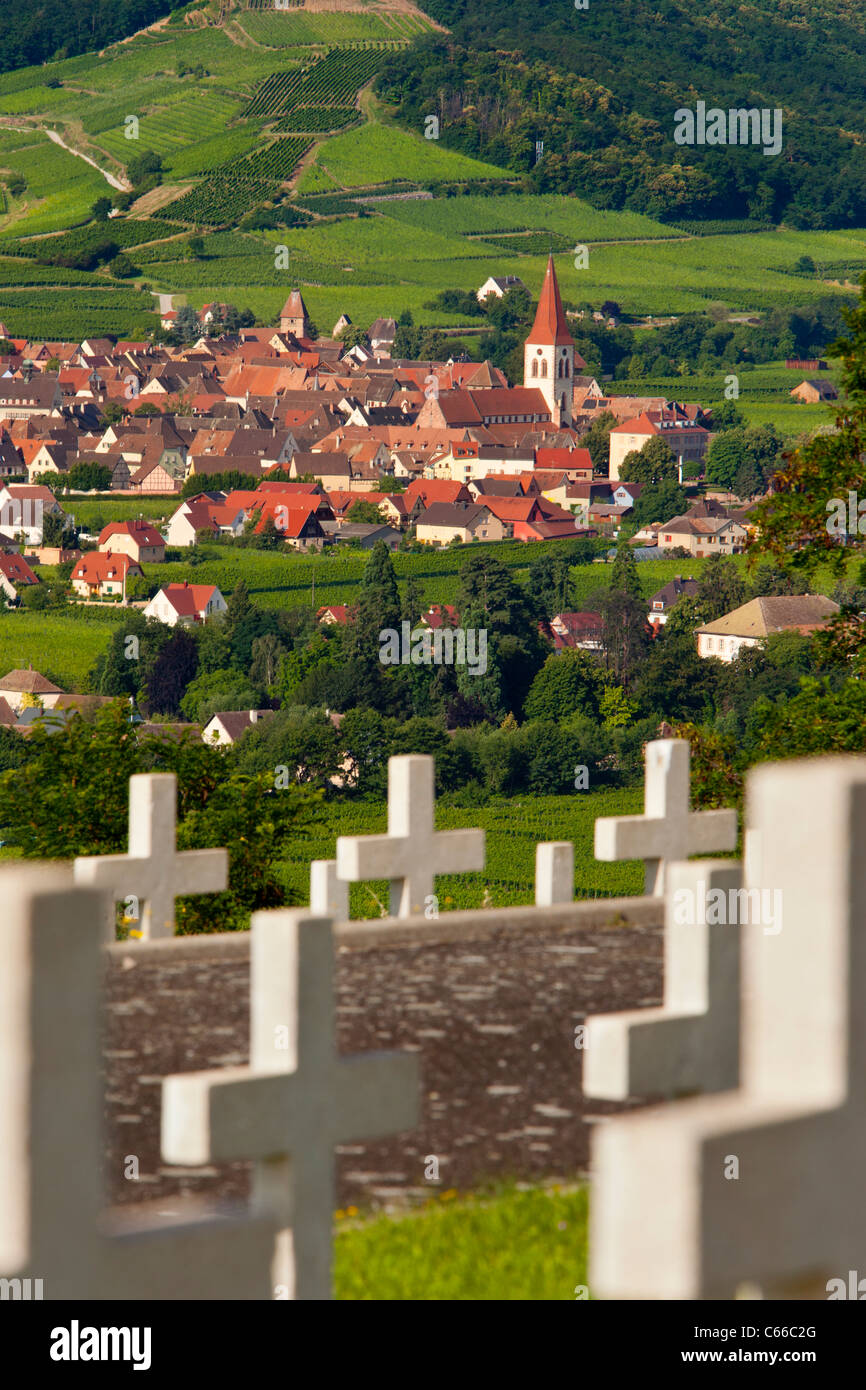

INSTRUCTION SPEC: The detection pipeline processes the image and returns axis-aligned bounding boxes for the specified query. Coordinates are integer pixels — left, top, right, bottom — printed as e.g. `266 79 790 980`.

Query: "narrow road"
151 291 174 314
45 129 130 191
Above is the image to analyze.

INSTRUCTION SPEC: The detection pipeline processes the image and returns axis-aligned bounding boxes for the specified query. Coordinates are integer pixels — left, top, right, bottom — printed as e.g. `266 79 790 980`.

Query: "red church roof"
528 255 574 348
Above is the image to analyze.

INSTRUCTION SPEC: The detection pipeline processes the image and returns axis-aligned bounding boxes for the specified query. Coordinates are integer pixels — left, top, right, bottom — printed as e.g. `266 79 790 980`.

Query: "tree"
92 196 112 221
527 550 574 616
711 399 746 432
174 305 200 344
347 498 383 524
249 632 286 690
180 668 262 725
127 150 163 186
619 435 677 485
580 410 617 473
590 588 651 692
631 478 687 527
524 648 606 721
42 509 78 548
0 703 319 935
338 324 368 351
401 575 424 624
186 236 205 260
609 541 642 599
140 628 199 718
694 555 747 621
110 253 136 278
133 401 160 416
750 277 866 573
61 460 113 492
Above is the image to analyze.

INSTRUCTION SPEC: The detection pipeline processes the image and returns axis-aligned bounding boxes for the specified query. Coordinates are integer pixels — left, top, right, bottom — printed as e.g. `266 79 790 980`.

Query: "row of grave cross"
71 741 733 936
3 739 862 1299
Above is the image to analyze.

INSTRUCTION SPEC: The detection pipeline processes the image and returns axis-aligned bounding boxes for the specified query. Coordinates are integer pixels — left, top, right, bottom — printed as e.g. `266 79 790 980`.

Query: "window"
541 360 548 378
531 360 538 378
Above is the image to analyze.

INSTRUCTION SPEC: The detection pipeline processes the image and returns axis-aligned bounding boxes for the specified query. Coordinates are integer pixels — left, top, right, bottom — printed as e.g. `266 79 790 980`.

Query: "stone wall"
104 897 662 1211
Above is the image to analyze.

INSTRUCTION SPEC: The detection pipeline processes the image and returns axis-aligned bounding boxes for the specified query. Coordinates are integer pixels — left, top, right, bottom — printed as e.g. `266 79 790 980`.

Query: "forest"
377 0 866 228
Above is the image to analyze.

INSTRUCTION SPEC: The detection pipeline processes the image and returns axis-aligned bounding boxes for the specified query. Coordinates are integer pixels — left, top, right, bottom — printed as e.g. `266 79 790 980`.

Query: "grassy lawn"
335 1181 589 1300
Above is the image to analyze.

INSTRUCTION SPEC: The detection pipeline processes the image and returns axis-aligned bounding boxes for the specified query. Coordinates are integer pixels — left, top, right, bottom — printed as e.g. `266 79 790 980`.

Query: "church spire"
528 255 574 347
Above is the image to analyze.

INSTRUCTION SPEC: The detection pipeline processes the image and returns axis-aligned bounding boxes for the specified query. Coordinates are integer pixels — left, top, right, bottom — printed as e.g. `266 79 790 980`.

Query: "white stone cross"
583 859 741 1101
162 909 420 1299
594 739 737 895
535 841 574 906
590 756 866 1299
0 863 275 1299
73 772 228 941
310 858 349 921
335 755 485 918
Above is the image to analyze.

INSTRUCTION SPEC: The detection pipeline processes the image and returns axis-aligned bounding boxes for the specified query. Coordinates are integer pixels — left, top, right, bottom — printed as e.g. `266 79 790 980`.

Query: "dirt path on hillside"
44 129 131 191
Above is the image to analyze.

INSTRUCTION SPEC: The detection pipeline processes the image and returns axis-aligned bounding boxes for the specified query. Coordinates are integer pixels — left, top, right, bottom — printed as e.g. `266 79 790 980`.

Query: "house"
0 373 63 419
368 318 396 354
790 379 838 403
317 605 352 626
331 522 402 550
477 275 527 303
144 582 227 627
0 484 66 545
785 358 828 370
71 551 143 599
98 519 166 565
549 611 604 651
0 551 39 600
696 595 839 662
415 502 506 545
608 407 710 483
647 575 699 630
419 604 459 629
656 511 748 557
202 709 274 746
128 460 182 494
0 667 64 712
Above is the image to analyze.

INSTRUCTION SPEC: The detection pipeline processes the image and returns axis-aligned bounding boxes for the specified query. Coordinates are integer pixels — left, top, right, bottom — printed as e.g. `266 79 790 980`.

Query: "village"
0 255 846 744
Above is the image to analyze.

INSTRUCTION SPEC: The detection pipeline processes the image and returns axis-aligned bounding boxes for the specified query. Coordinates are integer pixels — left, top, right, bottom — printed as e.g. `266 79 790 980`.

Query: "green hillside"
0 2 863 346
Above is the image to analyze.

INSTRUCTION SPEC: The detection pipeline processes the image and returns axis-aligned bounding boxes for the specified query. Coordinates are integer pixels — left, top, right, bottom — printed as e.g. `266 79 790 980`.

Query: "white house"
202 709 274 745
696 595 839 662
143 582 227 627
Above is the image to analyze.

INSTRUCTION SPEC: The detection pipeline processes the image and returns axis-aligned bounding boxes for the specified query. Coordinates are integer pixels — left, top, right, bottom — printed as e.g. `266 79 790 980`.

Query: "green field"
0 3 862 351
608 360 843 441
335 1182 589 1300
0 609 126 690
277 788 645 917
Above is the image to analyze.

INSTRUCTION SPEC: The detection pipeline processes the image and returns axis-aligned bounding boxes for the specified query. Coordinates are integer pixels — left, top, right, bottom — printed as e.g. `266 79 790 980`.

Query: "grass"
334 1181 589 1300
136 543 719 614
299 120 511 189
0 610 120 690
276 789 645 916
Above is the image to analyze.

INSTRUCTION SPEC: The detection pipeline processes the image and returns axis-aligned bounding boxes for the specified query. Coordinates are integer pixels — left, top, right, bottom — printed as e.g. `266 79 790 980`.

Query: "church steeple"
529 255 574 347
523 256 576 426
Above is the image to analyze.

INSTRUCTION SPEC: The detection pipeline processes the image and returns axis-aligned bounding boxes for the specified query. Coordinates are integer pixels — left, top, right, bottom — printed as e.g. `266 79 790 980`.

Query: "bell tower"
523 255 578 427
